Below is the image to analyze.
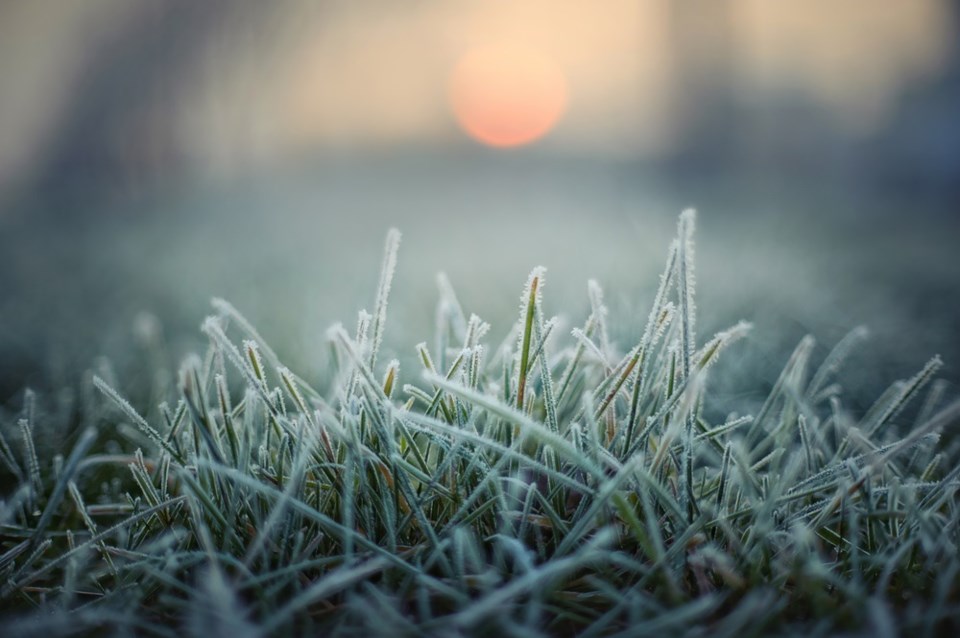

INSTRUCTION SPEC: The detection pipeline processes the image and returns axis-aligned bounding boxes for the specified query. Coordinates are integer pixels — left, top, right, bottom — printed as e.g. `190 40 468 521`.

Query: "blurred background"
0 1 958 412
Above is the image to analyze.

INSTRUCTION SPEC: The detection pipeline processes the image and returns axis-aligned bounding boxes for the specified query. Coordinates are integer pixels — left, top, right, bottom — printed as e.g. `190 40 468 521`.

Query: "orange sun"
449 43 568 148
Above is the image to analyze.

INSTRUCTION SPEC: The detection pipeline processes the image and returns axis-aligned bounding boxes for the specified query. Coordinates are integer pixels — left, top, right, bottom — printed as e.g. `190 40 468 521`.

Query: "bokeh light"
449 43 567 148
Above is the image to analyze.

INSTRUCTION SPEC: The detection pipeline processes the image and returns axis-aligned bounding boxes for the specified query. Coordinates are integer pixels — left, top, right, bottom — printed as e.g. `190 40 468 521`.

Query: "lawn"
1 210 957 636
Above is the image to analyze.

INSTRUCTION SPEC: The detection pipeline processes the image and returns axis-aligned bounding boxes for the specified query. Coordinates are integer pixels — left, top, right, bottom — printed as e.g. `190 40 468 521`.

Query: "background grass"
1 210 958 636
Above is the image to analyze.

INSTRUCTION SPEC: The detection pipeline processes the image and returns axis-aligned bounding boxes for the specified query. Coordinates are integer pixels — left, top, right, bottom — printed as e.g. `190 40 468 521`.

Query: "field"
2 205 958 636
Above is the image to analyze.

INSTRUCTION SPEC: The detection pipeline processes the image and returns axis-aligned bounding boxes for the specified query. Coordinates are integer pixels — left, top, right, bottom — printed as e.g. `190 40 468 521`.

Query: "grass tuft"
2 211 959 636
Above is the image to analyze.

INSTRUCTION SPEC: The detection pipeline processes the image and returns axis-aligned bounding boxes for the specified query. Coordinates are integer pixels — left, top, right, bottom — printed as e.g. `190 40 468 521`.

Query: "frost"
4 209 959 635
369 228 401 370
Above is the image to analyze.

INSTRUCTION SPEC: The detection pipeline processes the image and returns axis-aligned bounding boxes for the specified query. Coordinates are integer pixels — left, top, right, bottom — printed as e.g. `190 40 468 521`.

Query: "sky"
0 0 954 189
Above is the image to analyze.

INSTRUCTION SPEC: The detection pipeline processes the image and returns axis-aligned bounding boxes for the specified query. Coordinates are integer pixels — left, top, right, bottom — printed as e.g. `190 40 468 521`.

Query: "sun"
449 43 568 148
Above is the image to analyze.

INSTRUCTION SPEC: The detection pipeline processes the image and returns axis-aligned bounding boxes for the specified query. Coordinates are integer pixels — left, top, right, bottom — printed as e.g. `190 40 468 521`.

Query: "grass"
1 209 959 636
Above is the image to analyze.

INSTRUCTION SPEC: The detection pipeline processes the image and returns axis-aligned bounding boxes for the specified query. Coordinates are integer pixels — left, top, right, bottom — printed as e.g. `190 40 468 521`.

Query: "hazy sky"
0 0 953 186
